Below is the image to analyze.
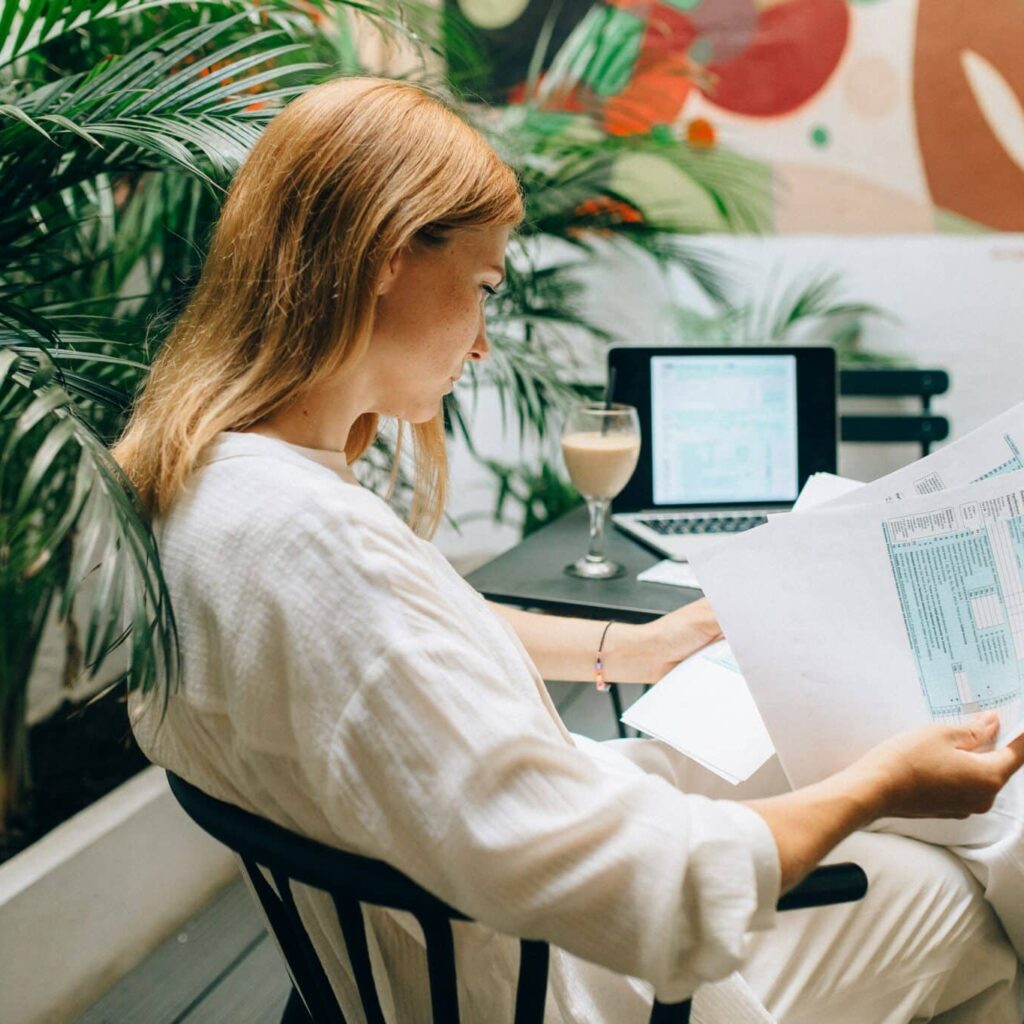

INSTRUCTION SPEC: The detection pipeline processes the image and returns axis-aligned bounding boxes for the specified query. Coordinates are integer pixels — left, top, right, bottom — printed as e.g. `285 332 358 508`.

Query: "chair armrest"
777 862 867 912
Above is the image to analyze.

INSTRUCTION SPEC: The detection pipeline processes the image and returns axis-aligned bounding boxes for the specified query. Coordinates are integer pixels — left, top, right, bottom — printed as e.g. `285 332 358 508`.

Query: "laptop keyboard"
637 514 769 536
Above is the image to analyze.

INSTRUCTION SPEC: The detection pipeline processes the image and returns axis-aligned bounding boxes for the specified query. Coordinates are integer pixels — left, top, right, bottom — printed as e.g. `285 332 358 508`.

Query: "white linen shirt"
130 431 781 1023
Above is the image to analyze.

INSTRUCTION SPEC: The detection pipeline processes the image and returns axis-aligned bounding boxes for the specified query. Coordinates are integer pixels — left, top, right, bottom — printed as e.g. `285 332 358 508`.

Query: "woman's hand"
746 711 1024 892
845 712 1024 821
627 598 723 684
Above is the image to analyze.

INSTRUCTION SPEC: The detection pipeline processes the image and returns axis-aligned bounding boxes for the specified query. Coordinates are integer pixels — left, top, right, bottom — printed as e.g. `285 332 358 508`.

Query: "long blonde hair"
113 76 523 536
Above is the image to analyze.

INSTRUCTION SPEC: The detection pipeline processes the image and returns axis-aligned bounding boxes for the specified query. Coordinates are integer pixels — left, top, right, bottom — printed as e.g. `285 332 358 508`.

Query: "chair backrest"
839 367 950 456
166 771 692 1024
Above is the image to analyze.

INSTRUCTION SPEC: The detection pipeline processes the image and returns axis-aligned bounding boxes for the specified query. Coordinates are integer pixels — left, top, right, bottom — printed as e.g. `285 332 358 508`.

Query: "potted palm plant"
0 3 401 1019
0 0 347 842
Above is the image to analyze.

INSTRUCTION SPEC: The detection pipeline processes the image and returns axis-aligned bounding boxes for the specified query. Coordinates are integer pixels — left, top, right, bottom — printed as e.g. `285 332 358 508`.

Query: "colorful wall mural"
450 0 1024 233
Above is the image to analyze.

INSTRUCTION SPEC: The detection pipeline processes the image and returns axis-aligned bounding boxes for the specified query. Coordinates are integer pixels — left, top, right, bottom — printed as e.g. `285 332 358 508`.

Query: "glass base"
564 557 626 581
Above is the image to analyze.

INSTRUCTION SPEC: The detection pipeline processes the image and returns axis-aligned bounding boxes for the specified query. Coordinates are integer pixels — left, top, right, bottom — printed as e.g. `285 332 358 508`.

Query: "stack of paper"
688 401 1024 788
624 401 1024 788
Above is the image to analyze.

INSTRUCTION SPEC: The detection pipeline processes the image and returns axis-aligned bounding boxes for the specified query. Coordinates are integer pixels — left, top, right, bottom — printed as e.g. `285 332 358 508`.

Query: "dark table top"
465 505 702 623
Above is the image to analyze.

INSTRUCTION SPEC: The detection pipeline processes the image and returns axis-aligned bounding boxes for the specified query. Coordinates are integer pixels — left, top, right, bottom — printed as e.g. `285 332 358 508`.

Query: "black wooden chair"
167 770 868 1024
839 366 950 457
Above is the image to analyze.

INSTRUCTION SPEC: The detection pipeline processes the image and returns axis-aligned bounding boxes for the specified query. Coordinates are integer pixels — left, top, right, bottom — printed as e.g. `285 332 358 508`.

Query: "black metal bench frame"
840 367 949 456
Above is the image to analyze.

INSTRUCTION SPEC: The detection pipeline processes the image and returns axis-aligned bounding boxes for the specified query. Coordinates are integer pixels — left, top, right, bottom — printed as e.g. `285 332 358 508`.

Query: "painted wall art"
449 0 1024 233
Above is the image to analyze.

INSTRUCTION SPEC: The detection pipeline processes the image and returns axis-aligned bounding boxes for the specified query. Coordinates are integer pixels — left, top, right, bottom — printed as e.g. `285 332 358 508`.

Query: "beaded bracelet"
594 621 614 692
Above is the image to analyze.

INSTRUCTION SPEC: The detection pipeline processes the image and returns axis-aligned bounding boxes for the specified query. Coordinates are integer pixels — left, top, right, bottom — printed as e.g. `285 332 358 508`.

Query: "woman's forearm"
493 601 886 888
744 766 883 892
487 603 657 683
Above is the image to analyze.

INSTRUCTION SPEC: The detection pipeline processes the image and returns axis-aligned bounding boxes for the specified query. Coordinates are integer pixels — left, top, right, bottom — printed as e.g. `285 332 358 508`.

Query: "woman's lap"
742 830 1020 1023
869 771 1024 958
605 739 1023 1023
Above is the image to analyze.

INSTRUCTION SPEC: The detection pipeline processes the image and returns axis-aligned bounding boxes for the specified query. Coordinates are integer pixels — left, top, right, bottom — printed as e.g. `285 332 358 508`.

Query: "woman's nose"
469 319 491 361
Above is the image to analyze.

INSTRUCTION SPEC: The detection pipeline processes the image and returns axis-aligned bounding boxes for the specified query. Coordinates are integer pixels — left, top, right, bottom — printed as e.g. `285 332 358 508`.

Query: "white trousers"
606 739 1024 1024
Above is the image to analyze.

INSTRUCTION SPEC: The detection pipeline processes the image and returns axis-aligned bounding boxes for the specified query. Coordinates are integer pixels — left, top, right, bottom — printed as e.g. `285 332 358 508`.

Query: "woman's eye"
481 284 498 300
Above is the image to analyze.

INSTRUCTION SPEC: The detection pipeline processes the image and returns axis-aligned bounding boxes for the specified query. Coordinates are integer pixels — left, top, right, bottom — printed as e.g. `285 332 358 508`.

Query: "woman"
116 77 1024 1022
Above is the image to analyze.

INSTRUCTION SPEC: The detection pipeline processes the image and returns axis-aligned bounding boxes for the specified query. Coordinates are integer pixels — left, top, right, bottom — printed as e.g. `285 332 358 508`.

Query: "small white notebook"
636 560 701 589
622 640 775 784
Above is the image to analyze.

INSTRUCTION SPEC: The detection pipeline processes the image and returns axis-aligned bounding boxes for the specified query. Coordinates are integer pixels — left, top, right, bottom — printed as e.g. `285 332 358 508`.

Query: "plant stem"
0 614 32 834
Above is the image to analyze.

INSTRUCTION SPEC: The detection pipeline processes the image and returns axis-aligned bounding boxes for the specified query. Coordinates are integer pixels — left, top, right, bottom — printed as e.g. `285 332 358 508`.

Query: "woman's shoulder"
159 431 412 570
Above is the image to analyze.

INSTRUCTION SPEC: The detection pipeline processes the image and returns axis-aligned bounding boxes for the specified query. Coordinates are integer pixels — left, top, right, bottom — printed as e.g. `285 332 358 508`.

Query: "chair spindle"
331 895 386 1024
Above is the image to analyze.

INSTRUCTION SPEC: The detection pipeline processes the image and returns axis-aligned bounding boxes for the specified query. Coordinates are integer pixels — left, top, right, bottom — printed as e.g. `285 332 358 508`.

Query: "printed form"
883 496 1024 727
628 401 1024 787
691 473 1024 785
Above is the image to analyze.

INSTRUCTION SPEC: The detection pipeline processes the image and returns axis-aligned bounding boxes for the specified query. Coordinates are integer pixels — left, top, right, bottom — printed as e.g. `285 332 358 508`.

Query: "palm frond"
0 13 330 353
1 0 359 70
0 345 178 701
1 19 326 202
672 268 894 356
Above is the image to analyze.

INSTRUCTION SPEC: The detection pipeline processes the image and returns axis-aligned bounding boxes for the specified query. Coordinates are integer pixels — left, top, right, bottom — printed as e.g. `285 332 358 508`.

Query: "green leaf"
0 102 54 141
13 414 75 517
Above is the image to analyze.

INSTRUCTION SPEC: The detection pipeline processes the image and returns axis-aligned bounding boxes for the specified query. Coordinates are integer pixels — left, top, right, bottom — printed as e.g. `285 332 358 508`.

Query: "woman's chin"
405 400 446 424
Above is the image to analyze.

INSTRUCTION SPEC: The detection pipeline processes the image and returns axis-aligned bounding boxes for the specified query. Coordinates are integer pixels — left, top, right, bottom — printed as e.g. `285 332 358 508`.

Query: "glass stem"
585 498 610 563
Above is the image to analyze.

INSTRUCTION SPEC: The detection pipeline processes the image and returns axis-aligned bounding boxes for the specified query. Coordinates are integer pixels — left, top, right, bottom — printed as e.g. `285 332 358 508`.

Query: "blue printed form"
974 435 1024 482
884 499 1024 720
683 401 1024 788
650 354 798 506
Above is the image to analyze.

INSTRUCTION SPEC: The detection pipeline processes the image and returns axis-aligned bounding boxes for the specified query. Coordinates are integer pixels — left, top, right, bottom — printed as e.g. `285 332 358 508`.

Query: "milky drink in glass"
561 431 641 499
561 401 640 581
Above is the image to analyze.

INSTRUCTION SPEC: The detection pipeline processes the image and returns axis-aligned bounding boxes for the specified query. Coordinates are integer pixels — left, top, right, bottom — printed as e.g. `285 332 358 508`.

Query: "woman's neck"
245 375 368 457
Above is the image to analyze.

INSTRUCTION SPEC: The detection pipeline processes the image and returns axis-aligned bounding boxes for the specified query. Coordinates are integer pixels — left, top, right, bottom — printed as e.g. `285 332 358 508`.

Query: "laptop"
609 345 837 562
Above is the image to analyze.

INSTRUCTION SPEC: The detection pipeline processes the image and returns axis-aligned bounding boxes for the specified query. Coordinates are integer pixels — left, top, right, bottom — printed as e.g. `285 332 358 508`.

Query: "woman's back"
131 430 569 841
130 430 782 1023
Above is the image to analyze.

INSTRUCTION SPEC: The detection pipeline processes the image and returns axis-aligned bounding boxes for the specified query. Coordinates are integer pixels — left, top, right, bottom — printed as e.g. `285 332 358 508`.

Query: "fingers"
1006 732 1024 761
952 711 1000 751
981 732 1024 782
877 716 1021 819
691 598 723 641
664 598 722 644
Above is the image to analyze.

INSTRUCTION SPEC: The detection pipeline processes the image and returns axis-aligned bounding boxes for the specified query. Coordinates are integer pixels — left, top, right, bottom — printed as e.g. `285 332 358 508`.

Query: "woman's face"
368 224 511 423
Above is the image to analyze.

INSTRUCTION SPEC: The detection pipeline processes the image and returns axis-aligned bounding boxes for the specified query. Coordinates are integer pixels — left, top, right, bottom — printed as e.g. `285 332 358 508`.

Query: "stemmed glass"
561 402 641 580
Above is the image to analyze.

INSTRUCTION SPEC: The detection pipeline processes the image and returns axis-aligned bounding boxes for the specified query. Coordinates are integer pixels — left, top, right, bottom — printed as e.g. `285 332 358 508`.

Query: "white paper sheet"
625 475 859 778
793 472 864 511
636 560 702 589
691 469 1024 788
829 400 1024 507
621 640 774 783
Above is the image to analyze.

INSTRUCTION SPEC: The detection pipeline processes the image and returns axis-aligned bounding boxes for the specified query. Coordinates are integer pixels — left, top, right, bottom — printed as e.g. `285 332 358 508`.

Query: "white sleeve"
259 498 782 1002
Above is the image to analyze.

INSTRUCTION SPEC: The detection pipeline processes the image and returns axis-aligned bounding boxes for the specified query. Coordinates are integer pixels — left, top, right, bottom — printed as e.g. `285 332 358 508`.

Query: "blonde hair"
113 76 523 536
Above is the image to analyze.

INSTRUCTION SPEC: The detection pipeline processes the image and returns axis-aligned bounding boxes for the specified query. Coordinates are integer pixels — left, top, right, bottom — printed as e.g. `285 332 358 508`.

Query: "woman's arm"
747 713 1024 892
487 598 721 684
488 599 1024 898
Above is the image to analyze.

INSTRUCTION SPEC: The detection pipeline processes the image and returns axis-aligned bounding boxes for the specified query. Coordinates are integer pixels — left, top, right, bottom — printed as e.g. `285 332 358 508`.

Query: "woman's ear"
376 243 407 297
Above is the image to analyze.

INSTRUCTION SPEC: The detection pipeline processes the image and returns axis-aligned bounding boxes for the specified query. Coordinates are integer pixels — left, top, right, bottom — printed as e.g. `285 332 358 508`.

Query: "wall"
435 232 1024 563
599 233 1024 439
435 0 1024 562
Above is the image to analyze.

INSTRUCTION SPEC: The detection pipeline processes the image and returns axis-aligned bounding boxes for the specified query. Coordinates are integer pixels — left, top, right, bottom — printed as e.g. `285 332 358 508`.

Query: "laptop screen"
650 353 800 506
